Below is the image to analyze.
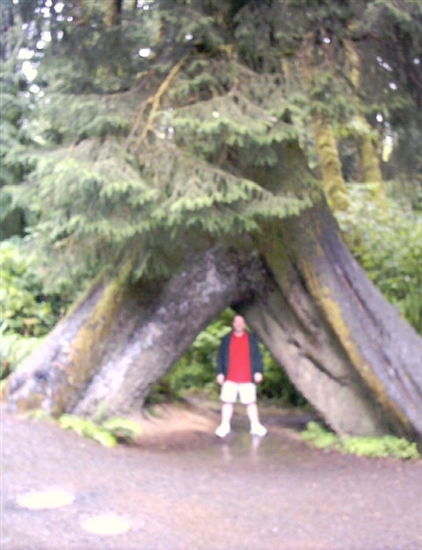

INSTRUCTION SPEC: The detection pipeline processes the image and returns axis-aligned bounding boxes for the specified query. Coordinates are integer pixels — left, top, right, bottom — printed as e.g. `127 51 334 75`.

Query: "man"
215 314 267 438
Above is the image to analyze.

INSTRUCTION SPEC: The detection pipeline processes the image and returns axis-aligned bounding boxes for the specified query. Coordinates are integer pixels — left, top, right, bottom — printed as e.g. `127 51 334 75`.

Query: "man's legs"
246 402 259 424
246 402 267 436
239 385 267 436
221 402 234 424
216 381 237 437
215 402 233 437
216 383 267 437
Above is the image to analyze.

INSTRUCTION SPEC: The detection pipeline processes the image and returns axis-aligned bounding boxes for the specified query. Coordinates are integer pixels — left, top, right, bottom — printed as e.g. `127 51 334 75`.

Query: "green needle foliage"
1 0 327 294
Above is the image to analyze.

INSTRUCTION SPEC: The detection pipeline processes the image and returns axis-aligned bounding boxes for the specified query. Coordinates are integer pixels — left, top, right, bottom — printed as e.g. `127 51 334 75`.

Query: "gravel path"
2 403 422 550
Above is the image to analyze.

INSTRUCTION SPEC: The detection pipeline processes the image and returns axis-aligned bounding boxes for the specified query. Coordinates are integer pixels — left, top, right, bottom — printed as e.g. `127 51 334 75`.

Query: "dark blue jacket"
217 332 264 381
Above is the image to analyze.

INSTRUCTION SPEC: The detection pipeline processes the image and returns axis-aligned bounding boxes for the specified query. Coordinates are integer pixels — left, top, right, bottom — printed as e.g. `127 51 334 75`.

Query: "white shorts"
220 381 257 405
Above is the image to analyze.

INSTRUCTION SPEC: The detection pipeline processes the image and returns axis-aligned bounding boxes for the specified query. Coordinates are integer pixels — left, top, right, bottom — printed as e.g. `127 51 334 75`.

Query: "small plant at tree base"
101 418 143 444
27 412 143 448
302 422 420 460
302 422 339 449
59 415 118 447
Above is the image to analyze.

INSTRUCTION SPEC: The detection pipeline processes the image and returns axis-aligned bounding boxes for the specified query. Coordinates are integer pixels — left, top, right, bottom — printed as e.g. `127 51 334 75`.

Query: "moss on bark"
312 115 350 211
5 259 135 416
344 39 386 206
57 261 133 409
360 132 387 206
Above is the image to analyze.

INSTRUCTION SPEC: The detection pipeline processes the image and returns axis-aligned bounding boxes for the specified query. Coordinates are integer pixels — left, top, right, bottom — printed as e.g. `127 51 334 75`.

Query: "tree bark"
72 247 253 417
247 200 422 443
5 260 136 415
5 247 259 417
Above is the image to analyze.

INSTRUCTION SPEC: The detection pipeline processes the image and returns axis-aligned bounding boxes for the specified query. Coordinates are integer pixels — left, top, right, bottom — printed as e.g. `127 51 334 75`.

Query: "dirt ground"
2 399 422 550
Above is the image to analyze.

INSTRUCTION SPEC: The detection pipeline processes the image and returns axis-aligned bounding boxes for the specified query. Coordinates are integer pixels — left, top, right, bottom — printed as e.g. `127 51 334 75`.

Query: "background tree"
357 0 422 202
1 0 422 444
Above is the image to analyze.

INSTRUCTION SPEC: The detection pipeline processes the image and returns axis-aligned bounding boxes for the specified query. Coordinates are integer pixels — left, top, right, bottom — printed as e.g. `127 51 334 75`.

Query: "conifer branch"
130 54 190 153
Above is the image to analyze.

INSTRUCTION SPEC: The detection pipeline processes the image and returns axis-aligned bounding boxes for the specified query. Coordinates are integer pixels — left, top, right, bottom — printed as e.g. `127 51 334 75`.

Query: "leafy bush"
59 415 117 447
0 238 67 379
336 185 422 334
0 238 59 337
302 421 420 460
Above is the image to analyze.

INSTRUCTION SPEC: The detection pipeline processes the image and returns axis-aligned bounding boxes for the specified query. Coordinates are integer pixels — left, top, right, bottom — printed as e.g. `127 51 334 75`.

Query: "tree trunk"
359 128 386 205
5 247 257 417
106 0 123 27
344 39 386 205
5 206 422 445
72 247 256 417
246 200 422 443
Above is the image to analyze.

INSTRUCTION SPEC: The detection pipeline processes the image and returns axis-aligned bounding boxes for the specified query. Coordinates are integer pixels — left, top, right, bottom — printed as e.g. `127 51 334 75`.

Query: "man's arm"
250 334 264 383
216 335 229 383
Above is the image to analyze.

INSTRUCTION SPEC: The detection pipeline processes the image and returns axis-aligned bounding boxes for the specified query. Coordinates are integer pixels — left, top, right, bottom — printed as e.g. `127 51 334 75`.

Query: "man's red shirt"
226 332 252 383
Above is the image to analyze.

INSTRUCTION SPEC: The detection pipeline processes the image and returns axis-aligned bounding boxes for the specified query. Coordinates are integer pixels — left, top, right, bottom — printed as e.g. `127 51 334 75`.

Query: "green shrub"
342 435 420 460
0 239 59 337
302 422 420 460
0 238 69 379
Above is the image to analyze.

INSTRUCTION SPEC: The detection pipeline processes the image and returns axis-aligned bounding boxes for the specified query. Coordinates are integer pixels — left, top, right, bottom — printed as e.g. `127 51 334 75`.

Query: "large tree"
2 0 422 444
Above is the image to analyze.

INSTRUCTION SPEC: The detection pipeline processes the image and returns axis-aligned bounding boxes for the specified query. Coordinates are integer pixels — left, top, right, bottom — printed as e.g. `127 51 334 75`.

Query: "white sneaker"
250 423 267 436
215 423 231 438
